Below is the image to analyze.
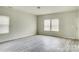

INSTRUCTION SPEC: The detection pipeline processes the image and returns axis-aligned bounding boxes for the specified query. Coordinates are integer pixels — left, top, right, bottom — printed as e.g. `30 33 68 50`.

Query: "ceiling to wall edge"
0 6 79 16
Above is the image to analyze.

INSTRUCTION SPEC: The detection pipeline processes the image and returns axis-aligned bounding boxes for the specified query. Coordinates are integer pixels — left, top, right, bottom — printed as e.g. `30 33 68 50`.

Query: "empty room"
0 6 79 52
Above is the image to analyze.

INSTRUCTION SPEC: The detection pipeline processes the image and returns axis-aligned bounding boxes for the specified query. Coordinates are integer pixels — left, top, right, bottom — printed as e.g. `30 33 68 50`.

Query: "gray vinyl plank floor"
0 35 79 52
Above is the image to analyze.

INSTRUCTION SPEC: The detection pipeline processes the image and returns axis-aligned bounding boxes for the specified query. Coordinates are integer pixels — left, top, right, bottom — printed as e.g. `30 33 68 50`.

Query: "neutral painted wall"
0 7 37 42
77 10 79 39
37 11 77 39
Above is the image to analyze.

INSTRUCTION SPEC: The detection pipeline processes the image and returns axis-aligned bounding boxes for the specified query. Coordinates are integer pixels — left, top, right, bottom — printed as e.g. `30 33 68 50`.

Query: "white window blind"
0 16 9 34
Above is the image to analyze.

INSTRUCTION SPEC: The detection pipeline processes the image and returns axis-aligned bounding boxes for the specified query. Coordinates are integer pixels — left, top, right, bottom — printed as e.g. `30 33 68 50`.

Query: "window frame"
44 19 51 31
0 16 10 34
44 19 59 32
51 19 59 32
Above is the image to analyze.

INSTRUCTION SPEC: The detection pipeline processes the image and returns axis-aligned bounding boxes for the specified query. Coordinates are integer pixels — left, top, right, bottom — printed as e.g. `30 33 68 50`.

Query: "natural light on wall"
44 19 59 32
0 16 9 34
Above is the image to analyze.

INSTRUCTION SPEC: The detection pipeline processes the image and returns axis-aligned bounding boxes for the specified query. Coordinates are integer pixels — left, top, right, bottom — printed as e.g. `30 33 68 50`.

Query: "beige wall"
37 11 78 39
0 7 37 42
0 7 79 42
77 10 79 39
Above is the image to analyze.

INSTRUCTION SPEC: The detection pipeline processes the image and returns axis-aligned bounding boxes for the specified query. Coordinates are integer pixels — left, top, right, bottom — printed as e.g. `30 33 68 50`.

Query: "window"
0 16 9 34
51 19 59 31
44 19 50 31
44 19 59 32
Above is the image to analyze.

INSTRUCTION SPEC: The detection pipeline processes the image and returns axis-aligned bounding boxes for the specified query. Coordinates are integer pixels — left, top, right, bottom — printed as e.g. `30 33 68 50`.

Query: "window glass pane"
44 19 50 31
51 19 59 31
0 16 9 25
0 25 9 33
0 16 9 34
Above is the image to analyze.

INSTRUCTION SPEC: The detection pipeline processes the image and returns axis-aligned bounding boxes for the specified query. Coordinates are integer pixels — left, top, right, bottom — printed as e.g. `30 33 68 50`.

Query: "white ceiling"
7 6 78 15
